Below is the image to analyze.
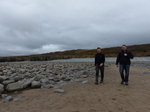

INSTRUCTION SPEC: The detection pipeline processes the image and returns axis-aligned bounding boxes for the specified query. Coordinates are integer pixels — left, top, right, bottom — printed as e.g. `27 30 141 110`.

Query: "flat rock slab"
5 96 13 101
6 81 24 92
53 89 65 93
74 79 83 82
82 80 89 84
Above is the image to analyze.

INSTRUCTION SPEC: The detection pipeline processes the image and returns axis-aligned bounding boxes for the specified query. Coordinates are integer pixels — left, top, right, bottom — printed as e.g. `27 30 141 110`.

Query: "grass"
0 43 149 62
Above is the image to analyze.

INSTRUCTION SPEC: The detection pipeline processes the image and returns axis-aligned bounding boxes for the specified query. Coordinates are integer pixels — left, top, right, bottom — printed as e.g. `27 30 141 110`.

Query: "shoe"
120 81 124 84
95 82 98 85
125 82 128 85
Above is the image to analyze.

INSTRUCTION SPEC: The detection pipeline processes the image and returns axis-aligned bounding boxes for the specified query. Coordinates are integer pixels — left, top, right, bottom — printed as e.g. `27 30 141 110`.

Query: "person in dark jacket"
116 45 134 85
95 47 105 84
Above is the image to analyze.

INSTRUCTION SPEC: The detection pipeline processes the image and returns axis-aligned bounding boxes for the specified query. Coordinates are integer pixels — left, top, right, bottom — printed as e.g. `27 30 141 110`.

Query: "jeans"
119 64 130 82
95 64 104 83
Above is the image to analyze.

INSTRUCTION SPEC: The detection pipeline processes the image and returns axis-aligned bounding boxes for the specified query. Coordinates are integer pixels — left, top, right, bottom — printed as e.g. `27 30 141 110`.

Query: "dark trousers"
119 64 130 82
95 64 104 83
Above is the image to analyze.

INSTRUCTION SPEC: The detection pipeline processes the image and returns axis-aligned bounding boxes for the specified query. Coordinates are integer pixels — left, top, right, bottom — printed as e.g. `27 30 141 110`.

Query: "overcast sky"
0 0 150 56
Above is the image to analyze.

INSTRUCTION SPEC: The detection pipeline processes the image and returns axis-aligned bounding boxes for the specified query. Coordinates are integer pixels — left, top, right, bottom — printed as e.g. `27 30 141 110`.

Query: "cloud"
0 0 150 56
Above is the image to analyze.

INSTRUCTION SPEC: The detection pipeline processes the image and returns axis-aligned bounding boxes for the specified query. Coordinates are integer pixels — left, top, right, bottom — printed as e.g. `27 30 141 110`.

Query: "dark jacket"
116 50 134 65
95 53 105 66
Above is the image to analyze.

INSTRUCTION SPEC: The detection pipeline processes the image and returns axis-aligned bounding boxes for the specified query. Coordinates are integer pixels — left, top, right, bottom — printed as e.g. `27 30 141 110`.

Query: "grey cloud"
0 0 150 56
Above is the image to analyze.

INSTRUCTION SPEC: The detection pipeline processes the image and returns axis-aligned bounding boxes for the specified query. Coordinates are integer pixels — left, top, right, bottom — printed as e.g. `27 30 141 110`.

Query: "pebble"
2 94 8 99
5 95 13 101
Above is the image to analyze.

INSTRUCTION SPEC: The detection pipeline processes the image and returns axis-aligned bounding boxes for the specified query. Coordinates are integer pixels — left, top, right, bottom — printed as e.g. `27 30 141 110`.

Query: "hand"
100 63 103 67
116 65 118 67
124 53 127 56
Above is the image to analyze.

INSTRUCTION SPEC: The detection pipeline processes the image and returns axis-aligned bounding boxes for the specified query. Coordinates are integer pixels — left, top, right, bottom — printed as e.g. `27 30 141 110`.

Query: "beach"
0 62 150 112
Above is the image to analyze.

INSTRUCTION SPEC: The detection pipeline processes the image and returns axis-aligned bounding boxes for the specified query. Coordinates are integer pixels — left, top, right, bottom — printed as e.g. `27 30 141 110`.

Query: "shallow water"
50 57 150 62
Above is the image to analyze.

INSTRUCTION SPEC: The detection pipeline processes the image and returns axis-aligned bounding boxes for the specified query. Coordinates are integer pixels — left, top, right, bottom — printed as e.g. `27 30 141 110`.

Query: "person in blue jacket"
116 45 134 85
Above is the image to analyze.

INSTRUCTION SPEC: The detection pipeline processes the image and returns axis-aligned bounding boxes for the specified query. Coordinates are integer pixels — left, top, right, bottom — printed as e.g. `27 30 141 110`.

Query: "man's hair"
122 44 127 47
97 47 101 49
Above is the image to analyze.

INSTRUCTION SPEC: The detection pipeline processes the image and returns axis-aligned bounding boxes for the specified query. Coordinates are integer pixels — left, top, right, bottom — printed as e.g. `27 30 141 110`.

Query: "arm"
94 54 96 66
116 53 120 65
127 51 134 59
100 54 105 66
103 54 105 63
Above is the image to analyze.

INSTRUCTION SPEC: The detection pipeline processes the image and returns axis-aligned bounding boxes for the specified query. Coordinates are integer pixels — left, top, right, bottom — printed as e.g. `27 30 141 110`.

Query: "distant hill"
0 43 150 62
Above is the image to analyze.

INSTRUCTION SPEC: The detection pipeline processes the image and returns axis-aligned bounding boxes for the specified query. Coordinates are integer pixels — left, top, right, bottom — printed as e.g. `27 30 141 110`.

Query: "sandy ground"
0 66 150 112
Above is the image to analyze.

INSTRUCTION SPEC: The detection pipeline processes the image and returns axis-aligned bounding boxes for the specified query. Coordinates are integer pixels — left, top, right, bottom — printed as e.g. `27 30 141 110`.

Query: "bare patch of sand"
0 66 150 112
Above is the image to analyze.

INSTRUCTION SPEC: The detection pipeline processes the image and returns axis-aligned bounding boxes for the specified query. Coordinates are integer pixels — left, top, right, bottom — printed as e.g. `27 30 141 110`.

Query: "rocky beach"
0 61 150 112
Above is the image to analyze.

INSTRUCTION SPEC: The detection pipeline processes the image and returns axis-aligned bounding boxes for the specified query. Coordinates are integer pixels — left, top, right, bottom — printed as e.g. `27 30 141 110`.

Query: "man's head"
122 45 127 51
97 47 101 53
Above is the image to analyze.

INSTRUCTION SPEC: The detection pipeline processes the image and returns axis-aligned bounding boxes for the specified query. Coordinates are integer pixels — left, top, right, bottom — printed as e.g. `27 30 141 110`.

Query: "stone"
53 77 61 82
2 94 8 99
82 80 89 84
10 68 16 73
0 76 8 82
41 83 51 89
31 68 39 72
31 81 41 88
54 89 65 93
14 76 23 82
81 75 88 78
40 78 49 83
0 78 4 83
0 84 4 93
23 72 31 78
3 80 15 85
63 77 71 81
60 75 66 80
34 75 46 81
48 76 54 80
40 68 46 72
3 70 8 73
74 79 83 82
49 80 55 85
5 95 13 101
7 71 12 75
6 81 24 92
19 69 26 73
54 85 62 89
23 78 34 88
10 73 17 78
53 81 67 89
57 81 67 86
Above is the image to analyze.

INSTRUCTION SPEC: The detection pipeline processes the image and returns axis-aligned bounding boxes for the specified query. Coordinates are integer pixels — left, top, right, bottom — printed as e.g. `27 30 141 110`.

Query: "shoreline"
1 61 150 68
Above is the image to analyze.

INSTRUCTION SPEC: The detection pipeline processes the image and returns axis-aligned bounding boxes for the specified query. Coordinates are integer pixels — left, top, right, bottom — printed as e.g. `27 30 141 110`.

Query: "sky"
0 0 150 56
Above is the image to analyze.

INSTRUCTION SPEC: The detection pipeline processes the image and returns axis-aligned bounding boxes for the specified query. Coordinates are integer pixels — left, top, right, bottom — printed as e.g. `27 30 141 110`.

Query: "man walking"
116 45 134 85
95 47 105 85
